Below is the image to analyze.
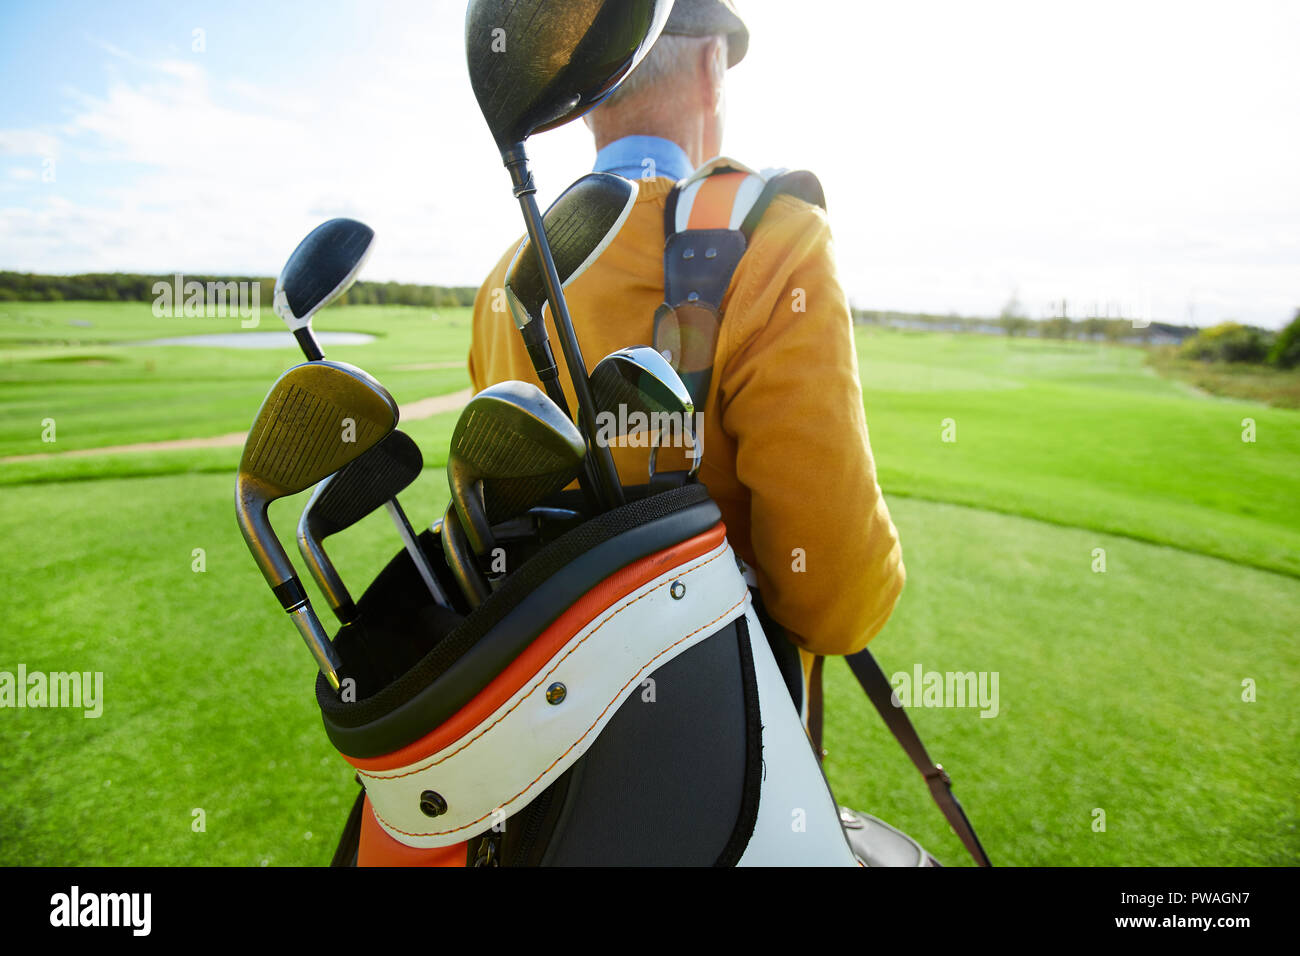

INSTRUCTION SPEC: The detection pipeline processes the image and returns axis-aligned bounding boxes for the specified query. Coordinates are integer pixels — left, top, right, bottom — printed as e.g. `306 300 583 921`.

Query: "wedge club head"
273 218 376 361
235 359 398 688
447 381 586 558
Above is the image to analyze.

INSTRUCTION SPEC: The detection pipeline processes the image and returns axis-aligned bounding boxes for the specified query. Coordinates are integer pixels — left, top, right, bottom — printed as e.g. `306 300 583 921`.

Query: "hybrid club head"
447 381 587 557
235 359 398 687
297 430 445 623
465 0 674 153
590 346 699 477
273 218 376 360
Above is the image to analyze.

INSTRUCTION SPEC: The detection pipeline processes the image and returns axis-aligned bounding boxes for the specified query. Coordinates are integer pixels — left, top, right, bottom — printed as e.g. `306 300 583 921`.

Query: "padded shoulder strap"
658 162 827 407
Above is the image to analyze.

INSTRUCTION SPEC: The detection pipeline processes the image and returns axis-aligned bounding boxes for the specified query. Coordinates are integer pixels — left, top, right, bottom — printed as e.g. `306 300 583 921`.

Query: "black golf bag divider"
318 483 859 866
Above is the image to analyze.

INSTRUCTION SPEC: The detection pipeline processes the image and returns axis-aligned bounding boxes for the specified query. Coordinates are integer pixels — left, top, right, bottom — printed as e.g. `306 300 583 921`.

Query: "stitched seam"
376 591 747 838
361 545 730 783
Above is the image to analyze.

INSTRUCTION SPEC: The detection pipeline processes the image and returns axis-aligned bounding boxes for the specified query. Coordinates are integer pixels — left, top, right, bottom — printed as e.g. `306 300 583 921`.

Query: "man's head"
584 0 748 167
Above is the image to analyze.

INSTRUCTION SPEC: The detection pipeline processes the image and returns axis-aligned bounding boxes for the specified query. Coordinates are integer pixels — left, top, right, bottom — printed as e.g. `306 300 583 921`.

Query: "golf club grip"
507 162 624 510
384 499 452 608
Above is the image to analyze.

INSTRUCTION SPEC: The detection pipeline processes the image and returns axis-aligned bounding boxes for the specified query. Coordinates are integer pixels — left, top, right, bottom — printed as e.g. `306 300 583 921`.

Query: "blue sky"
1 0 1297 327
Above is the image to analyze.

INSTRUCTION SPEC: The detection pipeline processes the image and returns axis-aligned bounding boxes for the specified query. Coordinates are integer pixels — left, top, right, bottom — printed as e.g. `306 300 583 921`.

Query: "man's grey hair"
605 32 727 105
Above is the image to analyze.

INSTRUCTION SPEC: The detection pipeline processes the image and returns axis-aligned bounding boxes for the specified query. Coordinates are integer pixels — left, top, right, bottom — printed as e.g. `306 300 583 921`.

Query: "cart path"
0 388 473 464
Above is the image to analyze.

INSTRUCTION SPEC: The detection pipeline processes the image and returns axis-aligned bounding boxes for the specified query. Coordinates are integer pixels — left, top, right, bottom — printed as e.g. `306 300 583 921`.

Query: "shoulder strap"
843 649 993 867
657 163 827 407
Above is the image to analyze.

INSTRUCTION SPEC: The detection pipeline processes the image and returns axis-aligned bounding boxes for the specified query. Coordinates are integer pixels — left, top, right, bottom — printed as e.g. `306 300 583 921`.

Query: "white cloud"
1 0 1297 327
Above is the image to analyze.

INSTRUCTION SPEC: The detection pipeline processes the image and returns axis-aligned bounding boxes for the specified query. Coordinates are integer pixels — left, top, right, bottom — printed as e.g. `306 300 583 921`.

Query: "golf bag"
321 484 859 865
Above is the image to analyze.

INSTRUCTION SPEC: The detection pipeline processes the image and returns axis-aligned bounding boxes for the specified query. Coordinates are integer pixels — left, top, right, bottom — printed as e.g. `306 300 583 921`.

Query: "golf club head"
235 359 397 688
296 430 424 623
590 345 699 476
237 359 398 588
441 503 490 609
505 172 638 332
447 381 586 556
273 218 376 360
466 0 675 152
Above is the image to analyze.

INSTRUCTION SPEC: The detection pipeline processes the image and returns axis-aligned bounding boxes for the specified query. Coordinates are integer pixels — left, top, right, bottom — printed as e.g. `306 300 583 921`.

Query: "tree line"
0 271 479 308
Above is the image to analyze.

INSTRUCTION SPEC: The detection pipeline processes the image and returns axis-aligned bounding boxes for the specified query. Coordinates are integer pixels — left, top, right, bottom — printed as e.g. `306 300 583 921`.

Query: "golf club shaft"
289 603 343 690
384 498 452 607
504 151 625 511
538 375 602 515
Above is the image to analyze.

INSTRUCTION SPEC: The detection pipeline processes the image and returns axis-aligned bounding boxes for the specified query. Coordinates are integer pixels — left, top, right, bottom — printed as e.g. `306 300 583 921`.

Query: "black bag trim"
713 613 762 866
319 485 721 757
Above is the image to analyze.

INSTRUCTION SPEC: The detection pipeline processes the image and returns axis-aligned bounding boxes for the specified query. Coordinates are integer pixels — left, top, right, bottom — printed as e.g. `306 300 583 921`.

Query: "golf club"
274 219 445 596
505 172 638 507
272 217 375 361
235 360 399 689
297 430 450 624
590 345 699 479
440 503 490 609
466 0 673 512
447 381 587 560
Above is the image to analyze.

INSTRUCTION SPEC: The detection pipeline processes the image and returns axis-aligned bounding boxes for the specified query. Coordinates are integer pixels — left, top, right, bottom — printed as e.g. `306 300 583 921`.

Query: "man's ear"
703 36 727 110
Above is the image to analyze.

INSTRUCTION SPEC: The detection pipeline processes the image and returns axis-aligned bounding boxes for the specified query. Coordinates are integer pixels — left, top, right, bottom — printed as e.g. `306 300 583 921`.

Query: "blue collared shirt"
593 135 694 183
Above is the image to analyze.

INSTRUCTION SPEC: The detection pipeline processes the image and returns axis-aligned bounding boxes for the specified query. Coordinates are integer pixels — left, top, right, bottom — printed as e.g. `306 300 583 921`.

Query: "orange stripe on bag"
686 172 747 230
345 522 728 773
358 796 467 867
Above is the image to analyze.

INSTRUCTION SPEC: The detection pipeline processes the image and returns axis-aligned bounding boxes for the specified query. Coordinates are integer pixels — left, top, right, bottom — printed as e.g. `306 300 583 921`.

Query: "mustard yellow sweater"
469 175 905 684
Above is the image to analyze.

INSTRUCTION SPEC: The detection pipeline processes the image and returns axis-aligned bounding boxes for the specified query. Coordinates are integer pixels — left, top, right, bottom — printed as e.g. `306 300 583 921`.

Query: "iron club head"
297 430 435 623
447 381 586 558
235 359 398 687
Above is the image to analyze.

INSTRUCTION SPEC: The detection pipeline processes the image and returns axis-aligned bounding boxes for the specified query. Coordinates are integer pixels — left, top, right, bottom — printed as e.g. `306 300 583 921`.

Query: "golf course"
1 299 1296 866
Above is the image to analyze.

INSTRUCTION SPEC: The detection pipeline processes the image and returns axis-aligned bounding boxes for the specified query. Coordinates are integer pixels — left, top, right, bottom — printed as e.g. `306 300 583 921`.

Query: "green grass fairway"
1 301 1296 866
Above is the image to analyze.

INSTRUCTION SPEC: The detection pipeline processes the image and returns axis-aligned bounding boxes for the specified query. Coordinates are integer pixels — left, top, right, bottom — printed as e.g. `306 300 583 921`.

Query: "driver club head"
235 359 398 687
273 218 376 360
447 381 586 557
465 0 675 153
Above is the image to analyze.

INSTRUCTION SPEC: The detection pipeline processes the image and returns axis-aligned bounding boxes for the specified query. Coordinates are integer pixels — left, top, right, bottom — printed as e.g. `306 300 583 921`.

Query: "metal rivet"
687 291 700 302
670 581 686 600
546 682 567 705
419 790 447 817
682 248 695 259
704 247 718 259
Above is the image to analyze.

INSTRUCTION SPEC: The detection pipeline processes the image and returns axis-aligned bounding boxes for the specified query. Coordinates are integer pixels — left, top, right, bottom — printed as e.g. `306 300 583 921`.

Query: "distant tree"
1268 309 1300 369
1041 316 1073 339
1179 321 1271 363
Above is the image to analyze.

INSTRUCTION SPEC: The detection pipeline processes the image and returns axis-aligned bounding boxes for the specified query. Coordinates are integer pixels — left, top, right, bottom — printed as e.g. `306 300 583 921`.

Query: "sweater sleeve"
718 203 905 656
